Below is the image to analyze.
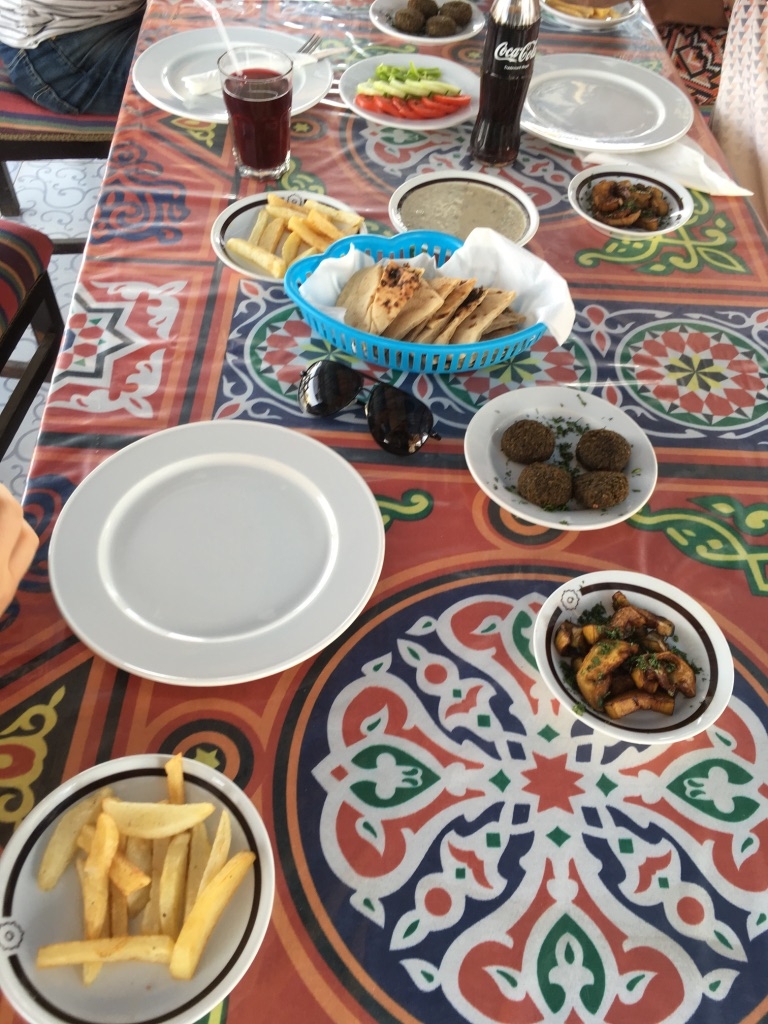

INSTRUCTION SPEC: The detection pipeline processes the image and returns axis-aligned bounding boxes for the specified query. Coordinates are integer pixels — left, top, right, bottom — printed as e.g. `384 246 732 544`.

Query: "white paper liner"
298 227 575 345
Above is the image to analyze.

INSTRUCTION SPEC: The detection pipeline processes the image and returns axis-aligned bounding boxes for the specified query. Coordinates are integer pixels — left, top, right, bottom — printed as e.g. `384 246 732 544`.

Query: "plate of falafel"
463 385 657 531
370 0 486 44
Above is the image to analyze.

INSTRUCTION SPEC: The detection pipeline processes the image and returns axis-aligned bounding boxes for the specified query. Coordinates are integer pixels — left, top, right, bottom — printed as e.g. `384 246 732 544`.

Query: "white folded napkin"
182 47 347 97
299 227 576 346
576 137 752 197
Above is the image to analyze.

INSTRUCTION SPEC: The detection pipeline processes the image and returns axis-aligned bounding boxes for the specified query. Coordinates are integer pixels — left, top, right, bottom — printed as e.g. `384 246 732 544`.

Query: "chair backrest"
0 219 63 459
0 59 115 249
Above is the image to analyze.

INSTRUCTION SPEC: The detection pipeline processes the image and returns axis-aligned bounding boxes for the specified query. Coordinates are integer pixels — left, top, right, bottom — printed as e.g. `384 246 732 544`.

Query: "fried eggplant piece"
610 592 674 637
656 651 697 697
603 689 676 719
576 639 638 710
554 621 586 657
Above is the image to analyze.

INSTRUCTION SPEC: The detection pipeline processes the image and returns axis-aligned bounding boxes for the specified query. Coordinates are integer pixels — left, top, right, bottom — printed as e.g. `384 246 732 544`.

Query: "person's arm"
0 484 38 612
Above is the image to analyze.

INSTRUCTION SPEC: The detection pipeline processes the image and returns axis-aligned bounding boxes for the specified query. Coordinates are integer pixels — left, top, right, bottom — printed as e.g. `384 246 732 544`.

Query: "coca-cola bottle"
470 0 541 165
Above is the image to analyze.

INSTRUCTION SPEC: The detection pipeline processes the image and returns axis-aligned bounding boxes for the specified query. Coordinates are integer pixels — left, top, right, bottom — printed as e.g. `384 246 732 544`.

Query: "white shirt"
0 0 145 49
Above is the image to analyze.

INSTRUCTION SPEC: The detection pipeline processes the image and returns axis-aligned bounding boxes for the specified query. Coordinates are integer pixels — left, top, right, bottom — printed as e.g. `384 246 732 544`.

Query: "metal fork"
297 32 321 55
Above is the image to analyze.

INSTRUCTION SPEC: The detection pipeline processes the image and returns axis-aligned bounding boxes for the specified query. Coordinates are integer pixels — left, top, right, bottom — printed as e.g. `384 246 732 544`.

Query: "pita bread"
408 277 476 343
382 278 446 339
367 262 424 334
451 288 517 344
338 265 383 332
481 307 527 339
433 286 487 344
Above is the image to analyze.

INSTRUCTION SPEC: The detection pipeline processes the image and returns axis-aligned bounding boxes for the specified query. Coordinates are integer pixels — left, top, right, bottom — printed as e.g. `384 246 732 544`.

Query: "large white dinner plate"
521 54 693 151
49 422 385 685
338 54 480 130
211 191 365 281
540 0 641 30
532 571 734 744
369 0 486 43
0 754 275 1024
463 385 657 531
132 28 333 122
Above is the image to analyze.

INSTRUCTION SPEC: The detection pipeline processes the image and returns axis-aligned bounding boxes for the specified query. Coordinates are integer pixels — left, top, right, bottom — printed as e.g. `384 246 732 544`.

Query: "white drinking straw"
193 0 243 71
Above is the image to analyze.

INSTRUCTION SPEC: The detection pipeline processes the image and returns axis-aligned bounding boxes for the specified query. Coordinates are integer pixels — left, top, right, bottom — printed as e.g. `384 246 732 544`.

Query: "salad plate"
49 422 385 685
338 54 479 130
132 27 333 121
463 385 657 531
0 754 275 1024
532 571 734 744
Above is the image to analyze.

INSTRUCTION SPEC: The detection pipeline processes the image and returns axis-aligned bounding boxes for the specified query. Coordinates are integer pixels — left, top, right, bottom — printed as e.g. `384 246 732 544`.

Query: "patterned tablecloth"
2 2 768 1023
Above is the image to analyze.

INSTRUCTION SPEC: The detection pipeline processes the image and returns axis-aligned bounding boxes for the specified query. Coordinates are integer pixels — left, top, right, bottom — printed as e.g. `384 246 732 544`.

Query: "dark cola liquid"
470 17 540 165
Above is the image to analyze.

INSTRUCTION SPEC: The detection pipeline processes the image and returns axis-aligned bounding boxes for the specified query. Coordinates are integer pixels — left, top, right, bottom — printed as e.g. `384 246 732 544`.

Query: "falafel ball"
393 7 425 32
408 0 439 16
501 419 556 463
517 463 573 510
440 0 474 25
426 13 459 34
576 428 632 472
574 471 629 510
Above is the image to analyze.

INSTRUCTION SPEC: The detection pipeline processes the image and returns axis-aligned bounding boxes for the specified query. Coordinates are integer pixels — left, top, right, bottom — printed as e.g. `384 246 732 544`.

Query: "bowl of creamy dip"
389 170 539 246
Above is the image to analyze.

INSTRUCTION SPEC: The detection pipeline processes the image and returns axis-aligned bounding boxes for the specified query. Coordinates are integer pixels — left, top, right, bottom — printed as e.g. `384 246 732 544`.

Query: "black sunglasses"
297 359 441 457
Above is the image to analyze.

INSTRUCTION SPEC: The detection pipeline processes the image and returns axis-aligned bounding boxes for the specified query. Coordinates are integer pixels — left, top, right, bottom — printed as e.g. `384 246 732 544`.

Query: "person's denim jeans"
0 9 144 115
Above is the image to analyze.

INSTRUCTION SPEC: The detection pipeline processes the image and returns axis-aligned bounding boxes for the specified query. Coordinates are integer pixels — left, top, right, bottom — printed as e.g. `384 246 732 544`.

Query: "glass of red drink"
218 45 293 180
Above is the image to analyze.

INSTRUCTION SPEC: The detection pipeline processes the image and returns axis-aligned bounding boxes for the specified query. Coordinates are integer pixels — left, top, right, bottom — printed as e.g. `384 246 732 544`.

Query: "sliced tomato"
426 92 472 109
372 94 403 117
355 93 379 112
390 96 418 119
413 96 456 118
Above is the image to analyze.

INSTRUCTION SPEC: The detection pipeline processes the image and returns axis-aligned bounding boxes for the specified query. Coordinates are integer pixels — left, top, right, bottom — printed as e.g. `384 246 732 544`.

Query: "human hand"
0 485 38 612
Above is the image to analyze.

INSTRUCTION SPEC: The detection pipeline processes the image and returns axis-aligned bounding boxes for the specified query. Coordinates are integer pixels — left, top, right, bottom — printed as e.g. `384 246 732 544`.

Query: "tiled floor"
0 157 105 499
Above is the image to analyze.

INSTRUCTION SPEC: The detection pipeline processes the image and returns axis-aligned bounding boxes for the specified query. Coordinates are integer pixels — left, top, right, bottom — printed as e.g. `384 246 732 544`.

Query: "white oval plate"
532 571 734 744
211 191 365 281
49 422 385 685
389 170 539 246
521 53 693 151
338 54 480 130
463 385 657 531
369 0 486 43
0 755 275 1024
541 0 641 30
568 163 694 238
132 27 333 122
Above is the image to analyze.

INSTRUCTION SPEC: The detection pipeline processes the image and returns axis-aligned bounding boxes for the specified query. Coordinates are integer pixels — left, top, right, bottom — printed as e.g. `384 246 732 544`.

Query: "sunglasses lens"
298 361 364 417
366 384 434 457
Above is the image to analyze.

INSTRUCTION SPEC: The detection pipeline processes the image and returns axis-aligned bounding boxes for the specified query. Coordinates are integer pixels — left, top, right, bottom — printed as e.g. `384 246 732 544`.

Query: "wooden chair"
0 219 63 460
0 58 115 255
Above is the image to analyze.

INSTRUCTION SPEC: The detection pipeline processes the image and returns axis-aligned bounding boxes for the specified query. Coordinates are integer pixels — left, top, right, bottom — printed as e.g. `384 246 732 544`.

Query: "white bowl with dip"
389 170 540 246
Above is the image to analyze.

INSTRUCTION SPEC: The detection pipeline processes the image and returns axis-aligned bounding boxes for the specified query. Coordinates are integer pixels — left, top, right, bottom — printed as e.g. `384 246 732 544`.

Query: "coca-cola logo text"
493 40 537 65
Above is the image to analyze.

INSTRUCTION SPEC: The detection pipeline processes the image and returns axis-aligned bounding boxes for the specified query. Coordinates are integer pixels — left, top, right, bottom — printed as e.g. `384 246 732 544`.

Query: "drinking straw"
193 0 243 70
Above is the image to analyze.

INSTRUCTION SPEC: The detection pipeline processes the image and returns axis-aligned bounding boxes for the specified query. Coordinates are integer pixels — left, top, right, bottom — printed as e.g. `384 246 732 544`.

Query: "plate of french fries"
540 0 640 28
0 754 274 1024
211 191 366 282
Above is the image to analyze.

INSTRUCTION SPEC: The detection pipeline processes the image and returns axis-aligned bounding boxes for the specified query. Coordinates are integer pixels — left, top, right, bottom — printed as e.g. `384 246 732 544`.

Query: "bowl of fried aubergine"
568 163 694 239
532 570 733 744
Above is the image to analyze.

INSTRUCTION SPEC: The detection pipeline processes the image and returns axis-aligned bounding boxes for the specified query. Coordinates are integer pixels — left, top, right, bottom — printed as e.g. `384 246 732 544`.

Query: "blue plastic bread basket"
283 230 547 375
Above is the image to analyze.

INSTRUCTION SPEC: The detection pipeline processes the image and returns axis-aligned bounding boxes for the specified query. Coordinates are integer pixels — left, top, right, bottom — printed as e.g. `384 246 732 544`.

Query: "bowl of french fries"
532 571 734 745
540 0 640 26
211 191 366 281
0 754 274 1024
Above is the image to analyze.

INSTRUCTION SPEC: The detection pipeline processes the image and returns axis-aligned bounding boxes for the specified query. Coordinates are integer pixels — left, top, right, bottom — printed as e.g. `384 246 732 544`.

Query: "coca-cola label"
493 39 537 66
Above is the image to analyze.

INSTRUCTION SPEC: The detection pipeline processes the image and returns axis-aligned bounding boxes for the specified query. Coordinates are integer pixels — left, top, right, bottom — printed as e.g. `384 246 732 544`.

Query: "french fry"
281 230 303 267
196 810 231 899
125 835 153 917
287 215 333 252
77 824 151 896
307 208 344 242
37 936 174 968
102 797 214 838
259 216 286 254
164 753 186 805
140 837 169 935
304 199 364 230
37 786 112 891
185 821 212 920
83 813 120 942
247 208 271 245
110 882 129 939
159 832 190 939
169 851 256 980
75 858 103 986
225 237 287 279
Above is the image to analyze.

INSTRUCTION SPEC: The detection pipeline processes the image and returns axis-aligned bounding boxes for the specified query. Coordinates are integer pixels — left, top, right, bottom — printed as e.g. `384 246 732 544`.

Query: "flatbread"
382 278 446 339
481 307 527 339
338 265 382 332
451 287 517 344
409 277 477 343
432 286 487 344
367 262 424 335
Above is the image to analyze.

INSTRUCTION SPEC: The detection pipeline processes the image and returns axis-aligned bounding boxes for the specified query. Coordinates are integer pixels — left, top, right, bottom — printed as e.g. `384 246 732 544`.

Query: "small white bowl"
369 0 486 43
568 163 694 238
389 170 539 246
532 571 734 745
